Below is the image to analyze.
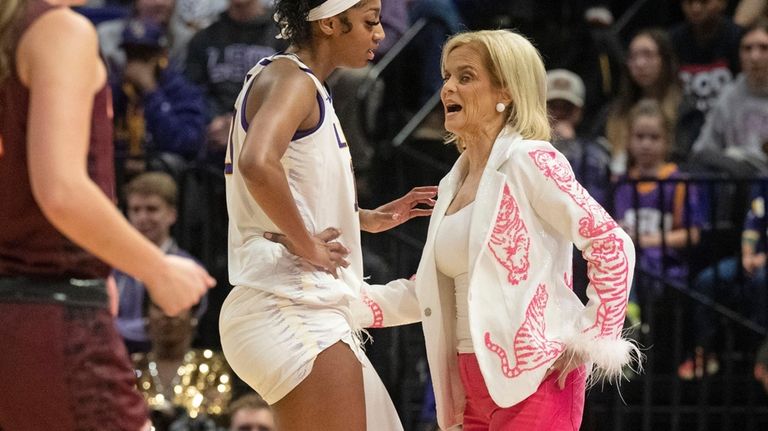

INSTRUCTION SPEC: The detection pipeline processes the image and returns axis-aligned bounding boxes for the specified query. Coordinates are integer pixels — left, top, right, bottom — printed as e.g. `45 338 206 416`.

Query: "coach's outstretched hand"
360 186 438 233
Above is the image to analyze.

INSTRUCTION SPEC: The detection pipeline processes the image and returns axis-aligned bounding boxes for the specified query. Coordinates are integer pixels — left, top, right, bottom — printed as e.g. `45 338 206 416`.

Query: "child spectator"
614 99 705 329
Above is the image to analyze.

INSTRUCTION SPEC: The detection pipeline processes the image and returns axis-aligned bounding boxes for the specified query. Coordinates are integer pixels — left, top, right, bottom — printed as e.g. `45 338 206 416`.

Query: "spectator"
547 68 612 207
175 0 227 31
690 19 768 176
97 0 194 73
185 0 283 166
228 393 275 431
114 172 205 353
605 29 682 174
670 0 744 151
111 18 207 187
755 336 768 393
685 185 768 379
614 99 704 329
735 0 768 27
133 298 232 430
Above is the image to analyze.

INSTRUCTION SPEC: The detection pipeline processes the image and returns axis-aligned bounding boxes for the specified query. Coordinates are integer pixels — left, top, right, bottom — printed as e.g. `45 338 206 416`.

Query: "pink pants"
458 353 587 431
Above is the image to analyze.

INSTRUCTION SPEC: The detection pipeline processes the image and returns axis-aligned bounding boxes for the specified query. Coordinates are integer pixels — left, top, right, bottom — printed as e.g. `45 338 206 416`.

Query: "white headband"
306 0 360 21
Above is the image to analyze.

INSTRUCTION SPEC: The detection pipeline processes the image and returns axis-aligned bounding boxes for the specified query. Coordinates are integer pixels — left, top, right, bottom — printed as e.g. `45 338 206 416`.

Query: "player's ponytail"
273 0 318 48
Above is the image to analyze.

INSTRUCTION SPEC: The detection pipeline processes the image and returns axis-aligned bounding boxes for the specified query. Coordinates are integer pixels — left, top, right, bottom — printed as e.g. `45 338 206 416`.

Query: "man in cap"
546 68 611 206
97 0 196 73
112 18 207 190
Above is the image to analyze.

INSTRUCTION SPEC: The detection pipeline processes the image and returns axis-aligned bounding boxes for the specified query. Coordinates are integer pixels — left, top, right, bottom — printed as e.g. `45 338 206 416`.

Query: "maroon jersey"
0 0 115 279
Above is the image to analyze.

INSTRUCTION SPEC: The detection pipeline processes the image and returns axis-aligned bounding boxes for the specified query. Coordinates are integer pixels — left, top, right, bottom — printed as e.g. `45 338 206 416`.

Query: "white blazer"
354 129 637 431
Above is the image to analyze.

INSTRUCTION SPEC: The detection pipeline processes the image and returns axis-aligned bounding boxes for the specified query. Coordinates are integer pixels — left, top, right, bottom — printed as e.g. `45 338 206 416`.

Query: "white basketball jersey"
224 53 363 290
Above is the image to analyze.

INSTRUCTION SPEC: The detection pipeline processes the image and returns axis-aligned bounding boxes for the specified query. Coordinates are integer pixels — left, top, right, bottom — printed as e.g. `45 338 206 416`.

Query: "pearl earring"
495 102 506 113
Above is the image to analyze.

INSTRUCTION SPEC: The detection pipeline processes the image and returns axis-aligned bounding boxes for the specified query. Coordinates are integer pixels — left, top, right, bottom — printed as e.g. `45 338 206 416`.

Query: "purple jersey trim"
292 91 325 140
225 109 237 175
239 54 327 142
281 52 316 76
324 82 333 103
333 123 347 148
239 77 256 132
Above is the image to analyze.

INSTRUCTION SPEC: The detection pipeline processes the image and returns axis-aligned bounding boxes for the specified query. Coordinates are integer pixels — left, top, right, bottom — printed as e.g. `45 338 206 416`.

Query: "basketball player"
220 0 436 430
0 1 214 429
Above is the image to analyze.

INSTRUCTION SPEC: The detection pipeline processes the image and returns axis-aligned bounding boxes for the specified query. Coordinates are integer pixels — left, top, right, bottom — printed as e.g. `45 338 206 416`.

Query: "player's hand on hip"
146 255 216 317
264 227 350 277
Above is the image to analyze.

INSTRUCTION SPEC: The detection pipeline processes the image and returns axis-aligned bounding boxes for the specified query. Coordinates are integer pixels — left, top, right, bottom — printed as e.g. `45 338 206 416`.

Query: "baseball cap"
120 18 168 50
546 69 586 108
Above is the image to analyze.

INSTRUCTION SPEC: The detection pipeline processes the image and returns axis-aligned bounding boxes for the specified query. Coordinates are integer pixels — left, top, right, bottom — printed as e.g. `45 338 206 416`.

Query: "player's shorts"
220 284 365 404
220 283 405 431
0 278 148 431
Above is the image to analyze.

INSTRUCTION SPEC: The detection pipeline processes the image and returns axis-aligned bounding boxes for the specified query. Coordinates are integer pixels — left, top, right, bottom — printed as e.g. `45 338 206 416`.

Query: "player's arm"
20 10 212 316
237 60 347 273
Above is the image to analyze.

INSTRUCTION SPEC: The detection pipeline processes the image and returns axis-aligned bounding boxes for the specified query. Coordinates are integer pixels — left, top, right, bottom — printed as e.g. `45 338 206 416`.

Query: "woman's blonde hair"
441 29 551 147
0 0 26 84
